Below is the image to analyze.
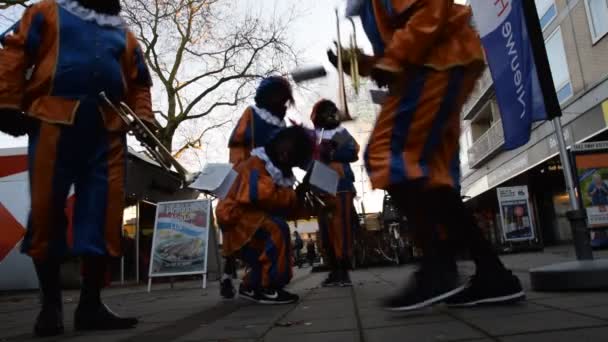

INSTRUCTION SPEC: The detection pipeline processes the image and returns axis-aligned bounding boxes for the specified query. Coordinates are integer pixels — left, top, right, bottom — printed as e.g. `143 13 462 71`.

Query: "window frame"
545 27 574 104
536 0 558 31
584 0 608 44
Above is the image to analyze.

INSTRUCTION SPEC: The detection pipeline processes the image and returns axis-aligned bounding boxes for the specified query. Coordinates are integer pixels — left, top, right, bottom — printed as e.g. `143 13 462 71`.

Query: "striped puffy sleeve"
377 0 450 71
234 165 297 210
124 31 154 126
0 4 47 110
228 107 254 164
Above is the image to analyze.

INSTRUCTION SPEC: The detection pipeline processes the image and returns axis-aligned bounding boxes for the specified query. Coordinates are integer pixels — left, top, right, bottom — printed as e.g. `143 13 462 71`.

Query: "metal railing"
467 118 505 168
462 68 494 120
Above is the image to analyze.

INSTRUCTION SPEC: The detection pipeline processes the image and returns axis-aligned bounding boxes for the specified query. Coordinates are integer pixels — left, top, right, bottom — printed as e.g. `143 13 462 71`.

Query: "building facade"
460 0 608 247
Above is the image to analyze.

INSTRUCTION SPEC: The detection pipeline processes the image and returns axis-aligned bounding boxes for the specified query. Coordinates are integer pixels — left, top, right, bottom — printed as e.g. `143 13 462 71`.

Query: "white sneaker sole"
385 284 467 312
257 298 298 305
447 291 526 307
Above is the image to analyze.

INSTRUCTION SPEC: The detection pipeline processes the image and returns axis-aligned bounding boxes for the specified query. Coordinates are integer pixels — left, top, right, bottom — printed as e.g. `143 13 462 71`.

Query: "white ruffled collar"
57 0 127 28
252 106 286 128
316 126 345 141
250 147 296 188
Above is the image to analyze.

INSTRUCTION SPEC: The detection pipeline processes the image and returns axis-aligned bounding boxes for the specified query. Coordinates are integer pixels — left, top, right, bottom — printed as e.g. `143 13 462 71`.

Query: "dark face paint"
75 0 121 15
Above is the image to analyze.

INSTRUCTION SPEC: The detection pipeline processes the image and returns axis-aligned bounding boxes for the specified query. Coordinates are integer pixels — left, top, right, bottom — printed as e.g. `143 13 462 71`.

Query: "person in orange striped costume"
310 99 359 287
0 0 151 336
216 126 314 305
330 0 525 311
220 76 294 299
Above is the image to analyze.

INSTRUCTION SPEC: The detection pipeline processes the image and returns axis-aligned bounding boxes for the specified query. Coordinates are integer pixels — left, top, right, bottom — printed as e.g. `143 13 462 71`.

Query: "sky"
0 0 467 212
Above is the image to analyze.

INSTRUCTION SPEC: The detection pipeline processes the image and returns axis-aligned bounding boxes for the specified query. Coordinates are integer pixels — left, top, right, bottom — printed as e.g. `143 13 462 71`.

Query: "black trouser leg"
223 256 237 278
387 182 457 274
33 258 64 337
429 187 507 276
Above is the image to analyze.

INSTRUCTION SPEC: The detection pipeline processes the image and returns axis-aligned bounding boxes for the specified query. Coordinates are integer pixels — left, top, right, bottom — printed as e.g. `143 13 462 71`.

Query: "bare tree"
122 0 300 155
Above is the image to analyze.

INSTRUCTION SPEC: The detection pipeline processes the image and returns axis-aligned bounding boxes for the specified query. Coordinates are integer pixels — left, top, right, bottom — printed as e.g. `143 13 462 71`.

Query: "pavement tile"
269 315 357 335
305 288 352 301
570 305 608 320
533 293 608 309
264 329 360 342
174 321 268 341
359 310 453 329
466 310 606 336
498 326 608 342
365 321 484 342
286 298 355 320
447 302 551 319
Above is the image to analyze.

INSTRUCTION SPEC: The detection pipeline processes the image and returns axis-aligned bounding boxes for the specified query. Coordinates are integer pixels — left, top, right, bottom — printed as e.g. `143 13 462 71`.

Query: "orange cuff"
375 57 403 73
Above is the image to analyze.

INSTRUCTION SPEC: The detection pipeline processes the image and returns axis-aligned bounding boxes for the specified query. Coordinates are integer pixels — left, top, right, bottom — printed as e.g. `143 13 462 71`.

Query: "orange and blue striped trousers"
318 192 355 261
240 217 293 289
365 66 481 191
21 100 126 261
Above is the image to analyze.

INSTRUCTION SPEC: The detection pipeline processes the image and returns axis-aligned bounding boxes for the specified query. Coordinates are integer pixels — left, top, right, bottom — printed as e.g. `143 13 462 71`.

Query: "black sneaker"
220 278 236 299
340 270 353 287
238 285 260 303
74 303 138 331
258 288 299 305
34 306 64 337
383 269 465 312
321 271 341 288
445 271 525 307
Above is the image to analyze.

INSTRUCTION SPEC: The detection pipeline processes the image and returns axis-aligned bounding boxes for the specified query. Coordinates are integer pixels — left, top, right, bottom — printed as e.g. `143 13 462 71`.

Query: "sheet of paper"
189 163 234 193
214 168 238 199
309 161 339 195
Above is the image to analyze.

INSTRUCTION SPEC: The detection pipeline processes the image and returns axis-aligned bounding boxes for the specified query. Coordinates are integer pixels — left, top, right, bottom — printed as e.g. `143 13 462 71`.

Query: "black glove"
0 109 37 137
327 44 354 76
327 49 343 72
370 66 399 88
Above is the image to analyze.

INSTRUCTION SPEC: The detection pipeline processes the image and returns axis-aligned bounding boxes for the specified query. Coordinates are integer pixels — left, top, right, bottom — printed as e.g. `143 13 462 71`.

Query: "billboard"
572 142 608 247
149 199 211 278
497 186 535 242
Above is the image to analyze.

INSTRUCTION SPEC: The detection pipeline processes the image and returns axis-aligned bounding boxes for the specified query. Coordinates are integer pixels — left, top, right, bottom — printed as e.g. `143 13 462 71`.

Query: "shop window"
584 0 608 44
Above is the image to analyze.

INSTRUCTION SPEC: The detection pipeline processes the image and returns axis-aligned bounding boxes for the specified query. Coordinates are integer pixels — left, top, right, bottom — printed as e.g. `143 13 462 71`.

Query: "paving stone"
358 306 450 329
499 326 608 342
365 321 484 342
174 320 269 341
269 315 357 335
447 302 551 319
570 305 608 320
467 310 606 336
264 329 360 342
533 293 608 309
286 298 355 321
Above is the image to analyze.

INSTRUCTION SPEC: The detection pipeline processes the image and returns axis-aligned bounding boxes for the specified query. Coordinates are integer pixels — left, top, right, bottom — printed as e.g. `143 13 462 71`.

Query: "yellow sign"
602 100 608 126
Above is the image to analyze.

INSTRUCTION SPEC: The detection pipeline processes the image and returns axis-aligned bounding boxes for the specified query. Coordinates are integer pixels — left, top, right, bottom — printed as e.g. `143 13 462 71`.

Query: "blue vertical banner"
469 0 550 150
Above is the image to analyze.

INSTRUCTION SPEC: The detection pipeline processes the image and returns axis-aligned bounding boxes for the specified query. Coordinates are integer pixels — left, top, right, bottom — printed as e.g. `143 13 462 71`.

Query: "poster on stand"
572 142 608 247
497 186 535 242
149 199 211 278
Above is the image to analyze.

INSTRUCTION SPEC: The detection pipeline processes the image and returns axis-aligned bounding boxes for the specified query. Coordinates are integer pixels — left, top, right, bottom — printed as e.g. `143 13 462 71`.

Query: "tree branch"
172 119 231 158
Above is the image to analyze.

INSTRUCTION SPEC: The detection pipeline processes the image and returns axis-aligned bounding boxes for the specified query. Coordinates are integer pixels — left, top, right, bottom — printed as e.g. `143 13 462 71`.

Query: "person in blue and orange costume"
310 99 359 288
0 0 154 336
219 76 294 299
328 0 525 311
216 126 316 305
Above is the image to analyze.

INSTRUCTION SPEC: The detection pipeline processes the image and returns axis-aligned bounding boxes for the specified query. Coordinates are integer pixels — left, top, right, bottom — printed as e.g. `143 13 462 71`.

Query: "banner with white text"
470 0 548 149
